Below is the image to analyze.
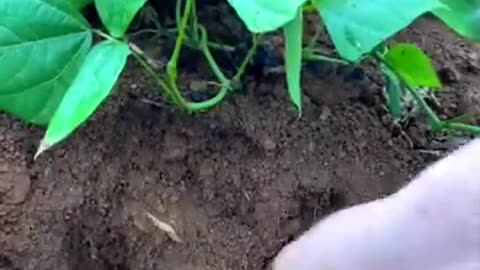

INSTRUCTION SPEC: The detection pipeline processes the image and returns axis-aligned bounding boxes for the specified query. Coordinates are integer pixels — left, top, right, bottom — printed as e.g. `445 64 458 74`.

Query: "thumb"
272 139 480 270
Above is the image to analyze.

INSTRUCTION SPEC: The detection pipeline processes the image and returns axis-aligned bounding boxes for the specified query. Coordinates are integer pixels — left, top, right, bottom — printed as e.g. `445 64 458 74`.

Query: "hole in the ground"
0 254 20 270
296 186 347 230
64 211 129 270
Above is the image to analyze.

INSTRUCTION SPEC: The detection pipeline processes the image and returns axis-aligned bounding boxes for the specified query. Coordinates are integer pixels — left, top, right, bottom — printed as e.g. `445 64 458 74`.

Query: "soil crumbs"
1 17 479 270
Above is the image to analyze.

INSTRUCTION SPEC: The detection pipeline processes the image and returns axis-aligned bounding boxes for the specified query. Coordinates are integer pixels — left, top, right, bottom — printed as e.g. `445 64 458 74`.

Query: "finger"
272 139 480 270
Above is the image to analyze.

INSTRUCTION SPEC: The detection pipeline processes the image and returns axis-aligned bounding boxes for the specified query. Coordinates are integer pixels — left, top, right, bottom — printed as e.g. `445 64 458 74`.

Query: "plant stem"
131 0 232 113
187 30 262 111
168 0 191 80
175 0 183 29
303 50 350 65
129 42 165 69
445 112 480 124
206 42 235 52
187 86 229 111
202 50 230 86
441 122 480 134
165 0 194 110
197 26 229 85
376 52 441 128
132 39 228 112
376 51 480 134
305 21 324 51
128 28 235 52
191 0 200 43
92 29 116 41
306 28 321 51
130 0 260 113
130 45 173 98
232 34 261 83
404 85 442 130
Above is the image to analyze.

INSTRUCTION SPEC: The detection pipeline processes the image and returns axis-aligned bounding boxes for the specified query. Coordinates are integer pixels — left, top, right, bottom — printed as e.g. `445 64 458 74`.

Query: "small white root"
145 211 183 243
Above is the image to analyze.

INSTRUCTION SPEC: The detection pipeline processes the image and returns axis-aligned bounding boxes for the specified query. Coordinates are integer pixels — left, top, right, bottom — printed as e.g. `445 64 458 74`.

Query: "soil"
1 7 480 270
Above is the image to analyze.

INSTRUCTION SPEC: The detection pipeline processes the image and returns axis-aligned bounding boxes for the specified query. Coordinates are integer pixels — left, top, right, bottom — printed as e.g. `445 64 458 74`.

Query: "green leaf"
37 40 130 157
0 0 92 124
45 0 92 25
226 0 307 33
283 8 303 114
70 0 93 10
384 43 441 88
381 64 403 119
316 0 442 61
432 0 480 41
94 0 148 38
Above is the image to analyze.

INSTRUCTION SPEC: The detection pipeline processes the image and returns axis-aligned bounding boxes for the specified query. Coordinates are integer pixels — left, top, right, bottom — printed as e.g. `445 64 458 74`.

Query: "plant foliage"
226 0 307 33
315 0 442 62
0 0 479 158
433 0 480 41
37 40 130 158
383 43 441 89
283 8 304 114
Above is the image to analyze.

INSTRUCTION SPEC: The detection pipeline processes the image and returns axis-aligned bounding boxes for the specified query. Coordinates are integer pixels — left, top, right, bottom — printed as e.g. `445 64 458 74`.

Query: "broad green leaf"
432 0 480 41
37 40 130 157
227 0 307 33
0 0 92 124
94 0 148 38
384 43 441 88
381 64 403 119
70 0 93 10
283 8 303 114
45 0 92 25
316 0 442 61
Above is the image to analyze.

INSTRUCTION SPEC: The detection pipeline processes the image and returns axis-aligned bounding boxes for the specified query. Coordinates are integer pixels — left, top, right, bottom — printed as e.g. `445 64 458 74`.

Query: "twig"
145 212 183 243
129 42 165 70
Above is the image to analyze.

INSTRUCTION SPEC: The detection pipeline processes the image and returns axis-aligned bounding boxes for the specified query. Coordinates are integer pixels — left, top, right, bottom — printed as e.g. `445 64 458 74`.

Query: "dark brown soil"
1 15 479 270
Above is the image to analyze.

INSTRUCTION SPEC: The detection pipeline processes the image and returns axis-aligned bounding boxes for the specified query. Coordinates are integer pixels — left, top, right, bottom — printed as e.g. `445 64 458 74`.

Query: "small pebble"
199 161 215 178
381 114 393 126
466 51 480 71
263 138 276 151
0 177 12 194
462 87 480 114
0 163 9 173
161 134 187 162
319 106 331 121
2 172 31 205
308 141 316 153
189 80 208 92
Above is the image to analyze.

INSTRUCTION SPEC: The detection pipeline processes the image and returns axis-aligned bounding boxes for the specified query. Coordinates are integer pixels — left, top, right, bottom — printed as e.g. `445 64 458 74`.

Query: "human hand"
272 139 480 270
